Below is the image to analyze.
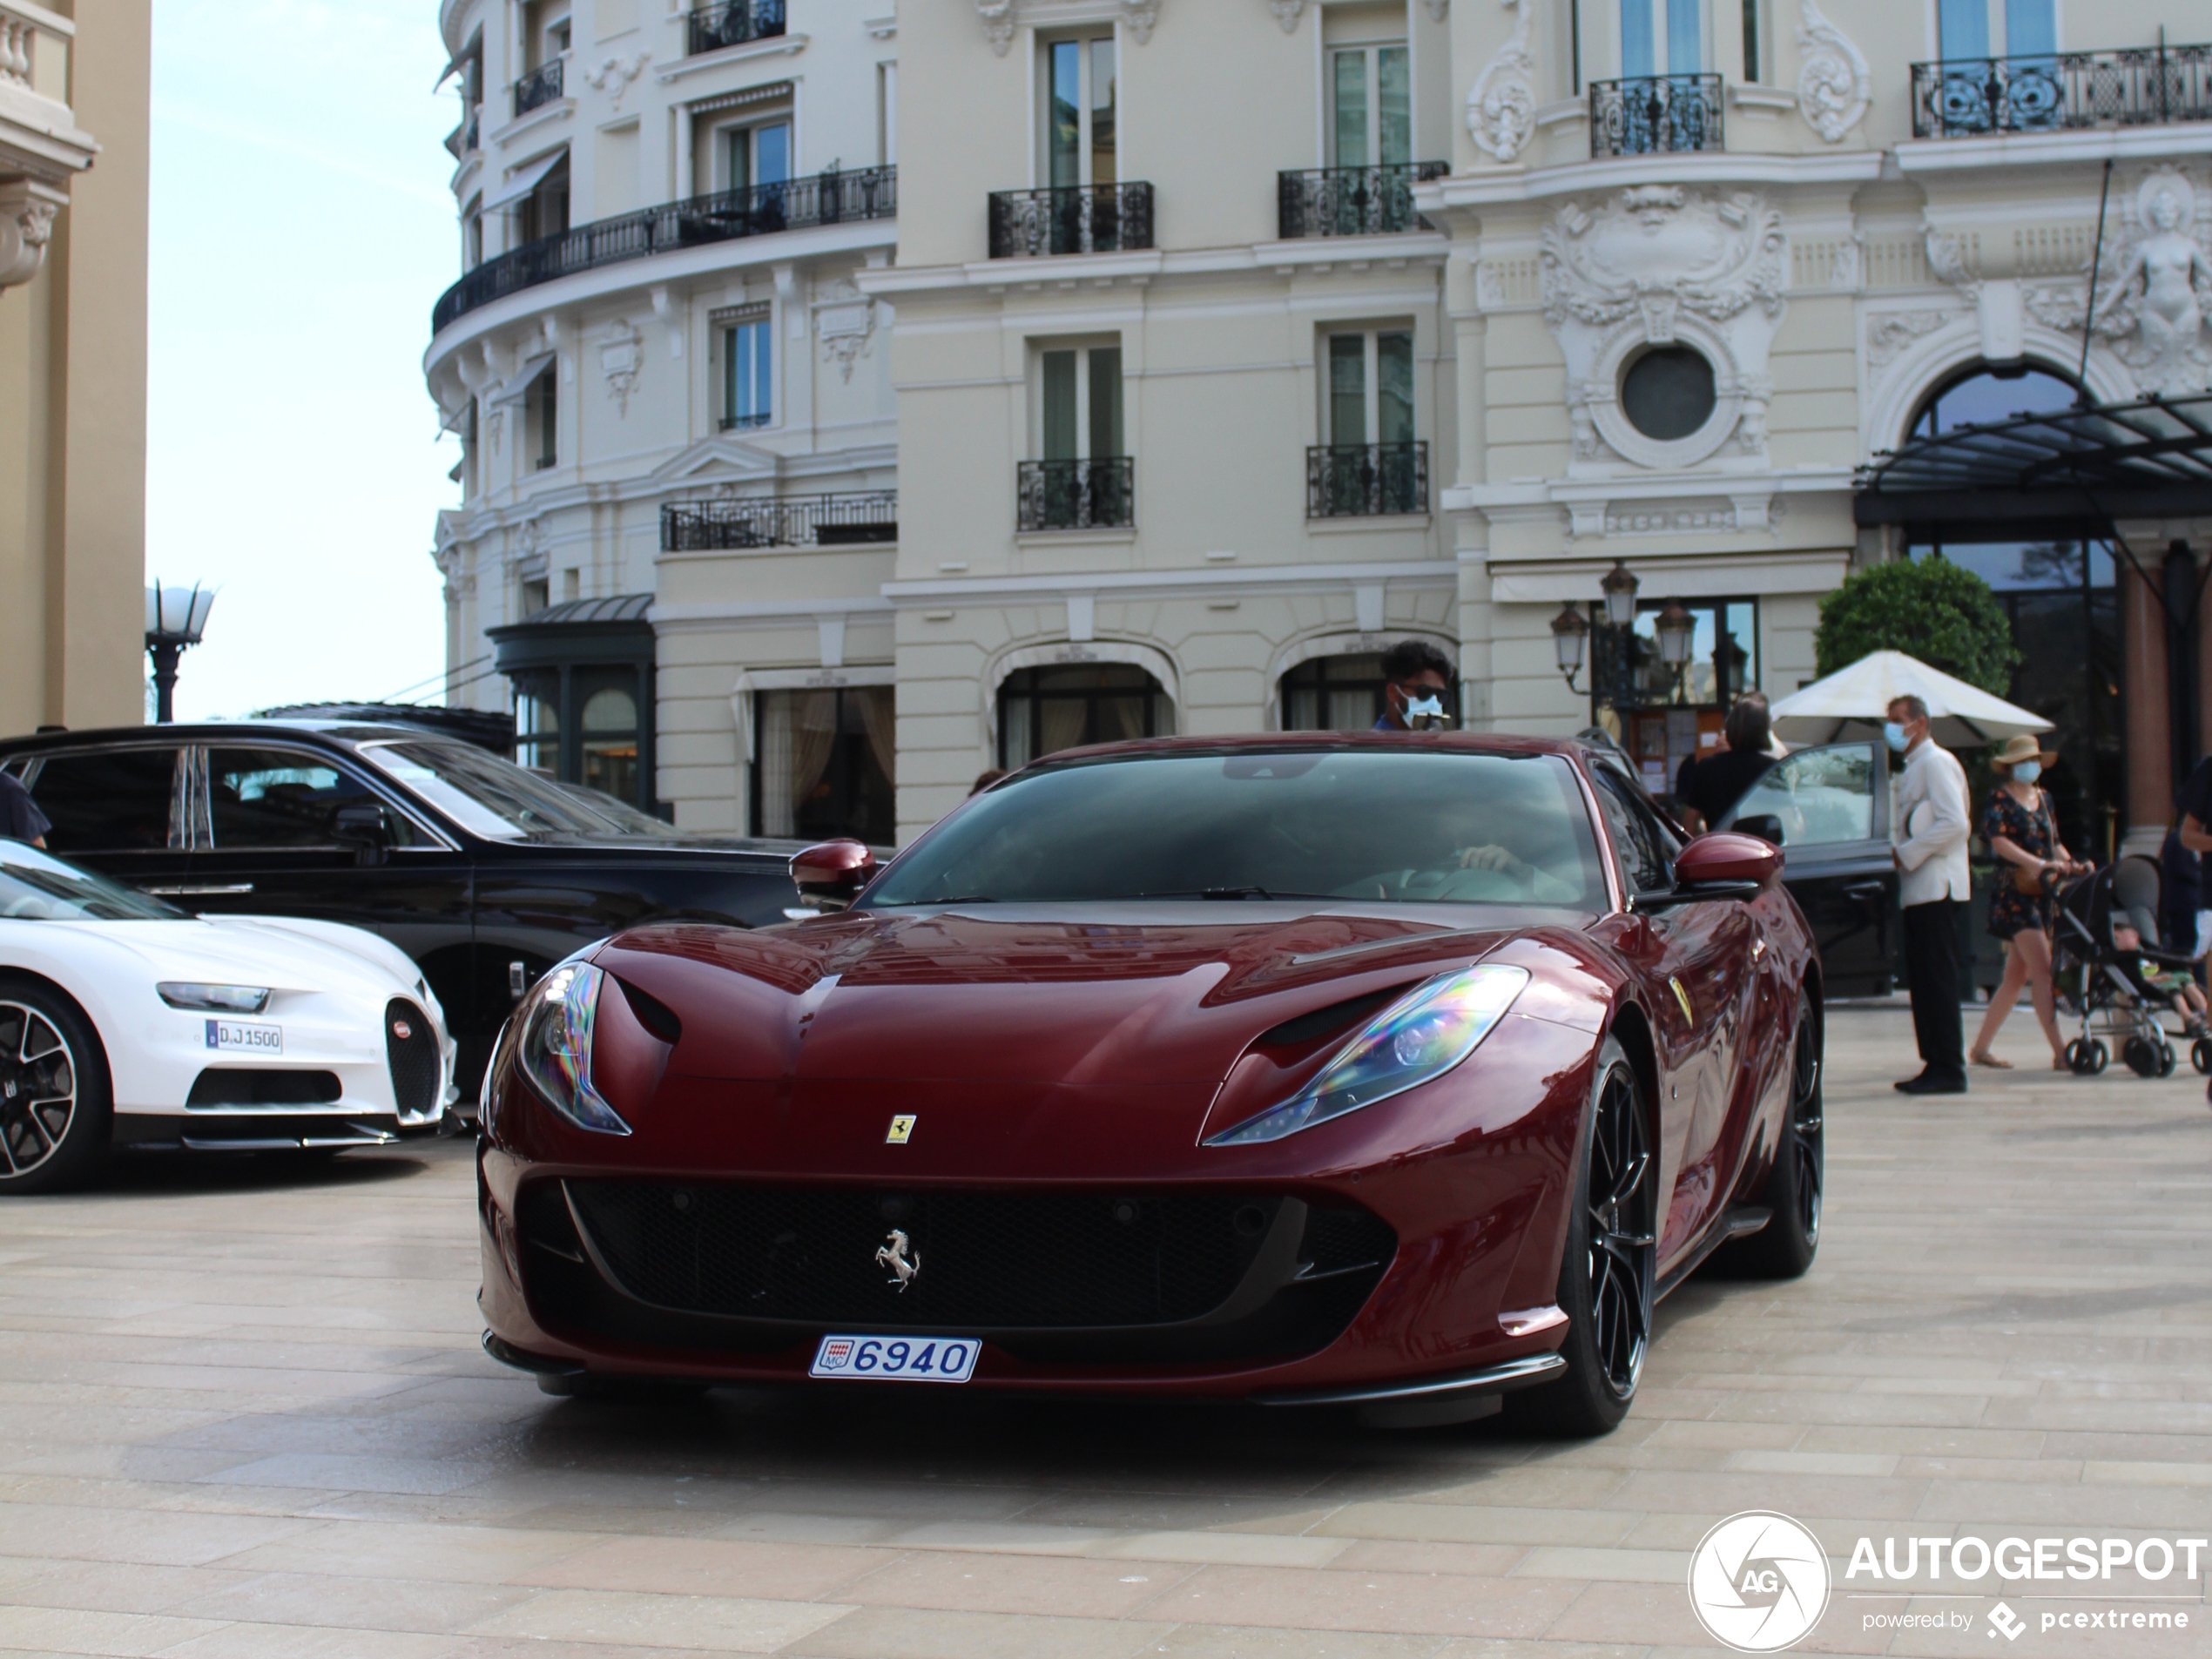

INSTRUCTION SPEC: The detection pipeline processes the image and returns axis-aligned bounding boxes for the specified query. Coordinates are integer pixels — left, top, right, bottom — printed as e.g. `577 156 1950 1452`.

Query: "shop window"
752 686 895 843
998 664 1172 767
1281 651 1459 731
515 681 558 773
580 685 640 805
1588 598 1759 795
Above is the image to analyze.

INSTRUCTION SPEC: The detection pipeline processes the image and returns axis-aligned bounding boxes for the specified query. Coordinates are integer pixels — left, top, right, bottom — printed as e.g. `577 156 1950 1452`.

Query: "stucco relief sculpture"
1466 0 1536 165
1794 0 1870 143
1540 186 1788 469
600 320 644 416
980 0 1156 52
581 51 650 111
2088 170 2212 395
1865 308 1952 370
813 276 877 383
1265 0 1305 32
0 180 63 290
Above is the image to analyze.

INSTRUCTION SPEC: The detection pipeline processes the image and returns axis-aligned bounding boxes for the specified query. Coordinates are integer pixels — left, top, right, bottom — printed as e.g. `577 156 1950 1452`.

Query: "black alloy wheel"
1521 1035 1655 1437
1728 996 1823 1279
0 980 110 1195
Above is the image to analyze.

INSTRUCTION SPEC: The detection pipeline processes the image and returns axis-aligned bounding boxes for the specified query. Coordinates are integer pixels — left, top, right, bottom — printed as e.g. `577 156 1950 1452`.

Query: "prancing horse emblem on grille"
874 1229 921 1291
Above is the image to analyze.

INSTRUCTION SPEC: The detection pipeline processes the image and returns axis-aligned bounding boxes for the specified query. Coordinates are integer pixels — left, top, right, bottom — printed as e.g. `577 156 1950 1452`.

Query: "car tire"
1518 1034 1655 1439
0 977 111 1196
1725 996 1823 1280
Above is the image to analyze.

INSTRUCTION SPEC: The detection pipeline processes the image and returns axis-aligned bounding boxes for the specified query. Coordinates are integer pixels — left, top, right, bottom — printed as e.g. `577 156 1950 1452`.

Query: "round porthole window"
1621 346 1717 442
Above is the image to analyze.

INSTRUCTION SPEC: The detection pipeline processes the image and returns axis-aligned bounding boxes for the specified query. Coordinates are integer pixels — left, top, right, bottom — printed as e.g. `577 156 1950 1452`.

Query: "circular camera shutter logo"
1687 1511 1831 1652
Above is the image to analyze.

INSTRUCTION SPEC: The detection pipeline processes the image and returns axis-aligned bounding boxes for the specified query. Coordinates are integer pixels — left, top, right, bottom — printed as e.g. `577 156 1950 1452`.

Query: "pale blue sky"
150 0 461 720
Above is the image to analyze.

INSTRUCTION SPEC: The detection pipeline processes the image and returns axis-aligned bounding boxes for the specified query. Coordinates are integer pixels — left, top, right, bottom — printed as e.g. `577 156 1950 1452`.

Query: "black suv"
0 722 803 1099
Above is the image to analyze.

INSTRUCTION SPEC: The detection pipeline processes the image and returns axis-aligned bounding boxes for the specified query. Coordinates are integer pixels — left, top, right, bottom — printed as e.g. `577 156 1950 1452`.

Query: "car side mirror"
1665 831 1782 901
1733 813 1784 848
791 839 878 912
332 802 389 867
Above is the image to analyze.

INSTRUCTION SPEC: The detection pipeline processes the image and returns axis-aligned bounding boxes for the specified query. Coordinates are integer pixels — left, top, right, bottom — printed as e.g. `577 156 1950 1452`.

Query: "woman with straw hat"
1970 735 2086 1070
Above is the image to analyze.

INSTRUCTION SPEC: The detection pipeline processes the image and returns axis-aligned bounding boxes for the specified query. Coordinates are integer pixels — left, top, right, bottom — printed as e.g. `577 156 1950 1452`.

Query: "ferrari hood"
597 907 1528 1085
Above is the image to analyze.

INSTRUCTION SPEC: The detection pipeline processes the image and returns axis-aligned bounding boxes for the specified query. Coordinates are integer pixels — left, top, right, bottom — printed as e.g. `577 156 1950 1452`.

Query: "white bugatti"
0 838 455 1193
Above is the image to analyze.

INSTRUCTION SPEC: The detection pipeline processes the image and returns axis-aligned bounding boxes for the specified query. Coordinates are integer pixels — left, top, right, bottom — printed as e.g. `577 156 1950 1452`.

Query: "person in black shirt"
2161 755 2212 959
0 770 49 848
1675 693 1777 834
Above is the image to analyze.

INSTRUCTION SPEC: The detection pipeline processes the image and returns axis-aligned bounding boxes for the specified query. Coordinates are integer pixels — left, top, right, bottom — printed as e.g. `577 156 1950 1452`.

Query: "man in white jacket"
1889 694 1972 1094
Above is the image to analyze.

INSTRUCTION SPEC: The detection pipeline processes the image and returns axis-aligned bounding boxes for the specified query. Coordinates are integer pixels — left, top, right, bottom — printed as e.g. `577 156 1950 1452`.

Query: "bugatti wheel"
1520 1035 1654 1438
1728 996 1823 1280
0 979 111 1196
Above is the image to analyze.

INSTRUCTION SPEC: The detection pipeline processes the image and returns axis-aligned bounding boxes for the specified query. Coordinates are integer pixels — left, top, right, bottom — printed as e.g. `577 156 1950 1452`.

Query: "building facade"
431 0 2212 860
0 1 151 738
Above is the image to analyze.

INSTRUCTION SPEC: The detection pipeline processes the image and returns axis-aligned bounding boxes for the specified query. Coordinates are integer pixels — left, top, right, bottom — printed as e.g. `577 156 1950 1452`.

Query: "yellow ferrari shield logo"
886 1114 916 1145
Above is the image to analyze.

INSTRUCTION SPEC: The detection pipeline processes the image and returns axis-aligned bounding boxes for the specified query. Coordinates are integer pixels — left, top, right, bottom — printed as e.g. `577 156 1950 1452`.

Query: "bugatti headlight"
158 982 271 1014
1205 964 1529 1146
513 961 630 1136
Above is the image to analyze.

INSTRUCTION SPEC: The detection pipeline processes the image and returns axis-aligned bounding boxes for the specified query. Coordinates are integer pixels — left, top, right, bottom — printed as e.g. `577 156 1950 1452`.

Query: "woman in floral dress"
1970 736 2084 1069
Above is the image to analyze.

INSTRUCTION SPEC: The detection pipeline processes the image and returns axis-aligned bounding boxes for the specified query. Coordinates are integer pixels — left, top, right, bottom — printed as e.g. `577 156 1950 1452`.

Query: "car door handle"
141 883 255 896
1840 881 1888 900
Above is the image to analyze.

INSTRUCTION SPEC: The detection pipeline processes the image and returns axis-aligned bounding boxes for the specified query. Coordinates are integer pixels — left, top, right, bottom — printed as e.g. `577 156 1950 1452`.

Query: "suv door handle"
1841 880 1888 900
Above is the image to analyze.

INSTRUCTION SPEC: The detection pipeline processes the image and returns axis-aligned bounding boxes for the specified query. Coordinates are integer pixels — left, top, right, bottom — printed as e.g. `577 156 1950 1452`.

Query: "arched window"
1280 651 1460 731
998 664 1172 766
1907 361 2079 440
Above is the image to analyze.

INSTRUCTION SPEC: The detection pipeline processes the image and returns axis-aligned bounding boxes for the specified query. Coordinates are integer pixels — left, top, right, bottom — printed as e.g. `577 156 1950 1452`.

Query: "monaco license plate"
206 1019 282 1055
809 1333 979 1384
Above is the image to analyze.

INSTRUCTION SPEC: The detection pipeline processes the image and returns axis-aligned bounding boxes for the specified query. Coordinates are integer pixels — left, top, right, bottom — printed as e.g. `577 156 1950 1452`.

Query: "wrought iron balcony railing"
688 0 786 57
434 165 895 334
1017 458 1135 531
1277 162 1448 239
1589 73 1724 156
1307 442 1428 518
988 183 1154 258
662 492 899 550
513 57 563 118
1911 44 2212 137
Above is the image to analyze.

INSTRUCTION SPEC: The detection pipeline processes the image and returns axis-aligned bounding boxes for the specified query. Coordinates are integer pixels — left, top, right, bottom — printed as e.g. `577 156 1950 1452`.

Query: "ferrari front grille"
557 1182 1393 1334
383 999 441 1118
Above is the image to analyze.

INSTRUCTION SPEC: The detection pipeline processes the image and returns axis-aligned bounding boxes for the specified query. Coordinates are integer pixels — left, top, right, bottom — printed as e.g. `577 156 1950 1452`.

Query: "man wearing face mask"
1888 694 1972 1094
1374 640 1456 732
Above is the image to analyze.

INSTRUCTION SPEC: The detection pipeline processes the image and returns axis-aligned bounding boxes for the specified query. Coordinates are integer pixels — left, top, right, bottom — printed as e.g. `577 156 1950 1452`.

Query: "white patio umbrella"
1767 649 2054 749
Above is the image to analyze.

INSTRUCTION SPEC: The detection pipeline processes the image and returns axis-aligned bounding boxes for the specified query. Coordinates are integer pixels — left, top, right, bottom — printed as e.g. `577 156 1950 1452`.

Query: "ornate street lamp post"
144 581 216 725
1551 604 1590 691
1653 598 1696 698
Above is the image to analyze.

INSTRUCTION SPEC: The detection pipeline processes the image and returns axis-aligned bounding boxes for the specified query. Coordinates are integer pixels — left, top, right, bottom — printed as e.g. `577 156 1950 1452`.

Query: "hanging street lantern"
1654 599 1696 674
1551 604 1589 689
145 581 217 725
1600 560 1640 629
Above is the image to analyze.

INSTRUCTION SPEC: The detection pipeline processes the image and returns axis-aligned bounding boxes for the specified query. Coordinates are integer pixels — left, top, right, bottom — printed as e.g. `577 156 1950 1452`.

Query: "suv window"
1591 764 1679 895
24 748 182 853
1730 743 1877 846
207 747 416 850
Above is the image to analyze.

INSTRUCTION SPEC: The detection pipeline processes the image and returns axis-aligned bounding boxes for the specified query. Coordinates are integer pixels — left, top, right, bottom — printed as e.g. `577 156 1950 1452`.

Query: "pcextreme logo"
1687 1511 1833 1652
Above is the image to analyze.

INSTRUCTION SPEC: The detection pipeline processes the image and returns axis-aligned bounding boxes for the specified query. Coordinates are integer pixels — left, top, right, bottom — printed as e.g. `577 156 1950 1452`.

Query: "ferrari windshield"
0 842 185 921
870 749 1608 910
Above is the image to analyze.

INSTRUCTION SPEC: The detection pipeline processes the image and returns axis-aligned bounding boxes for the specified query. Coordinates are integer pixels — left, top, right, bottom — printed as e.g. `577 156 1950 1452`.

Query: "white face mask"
1401 694 1448 730
2013 759 2041 784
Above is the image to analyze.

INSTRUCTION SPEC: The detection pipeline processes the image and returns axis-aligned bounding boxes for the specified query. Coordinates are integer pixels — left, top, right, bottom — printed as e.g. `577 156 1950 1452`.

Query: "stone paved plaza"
0 1004 2207 1658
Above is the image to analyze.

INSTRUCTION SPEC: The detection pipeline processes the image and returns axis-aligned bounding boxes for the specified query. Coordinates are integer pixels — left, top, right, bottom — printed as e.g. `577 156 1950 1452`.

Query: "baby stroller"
2049 858 2212 1077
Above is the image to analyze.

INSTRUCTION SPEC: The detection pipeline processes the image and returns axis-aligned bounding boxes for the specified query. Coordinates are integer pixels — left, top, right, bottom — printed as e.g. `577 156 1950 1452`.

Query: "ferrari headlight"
158 982 271 1014
1206 964 1529 1146
514 961 630 1136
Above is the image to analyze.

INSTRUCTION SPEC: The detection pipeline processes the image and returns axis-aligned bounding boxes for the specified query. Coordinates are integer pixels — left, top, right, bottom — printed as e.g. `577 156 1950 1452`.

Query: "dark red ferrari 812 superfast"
478 733 1823 1434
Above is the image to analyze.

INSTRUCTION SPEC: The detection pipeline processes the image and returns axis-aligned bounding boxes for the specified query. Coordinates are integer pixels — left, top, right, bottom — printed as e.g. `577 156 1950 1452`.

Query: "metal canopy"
1855 392 2212 528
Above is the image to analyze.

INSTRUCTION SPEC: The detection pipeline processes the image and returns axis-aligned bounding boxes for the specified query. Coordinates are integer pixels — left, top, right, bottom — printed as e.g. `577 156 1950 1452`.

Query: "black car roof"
0 719 460 754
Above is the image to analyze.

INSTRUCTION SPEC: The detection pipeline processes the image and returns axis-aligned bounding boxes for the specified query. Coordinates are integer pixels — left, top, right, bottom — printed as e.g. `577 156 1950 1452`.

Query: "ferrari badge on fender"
885 1113 916 1144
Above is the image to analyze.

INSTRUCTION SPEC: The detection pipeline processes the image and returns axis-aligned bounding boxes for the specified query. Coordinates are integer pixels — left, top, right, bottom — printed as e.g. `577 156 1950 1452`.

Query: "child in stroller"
2051 858 2212 1076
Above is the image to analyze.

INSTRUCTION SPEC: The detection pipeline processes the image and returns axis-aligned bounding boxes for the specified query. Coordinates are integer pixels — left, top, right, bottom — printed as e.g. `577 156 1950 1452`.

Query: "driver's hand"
1458 844 1527 878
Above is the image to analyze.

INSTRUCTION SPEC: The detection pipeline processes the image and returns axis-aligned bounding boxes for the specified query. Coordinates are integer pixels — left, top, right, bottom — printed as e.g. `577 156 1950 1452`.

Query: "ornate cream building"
432 0 2212 860
0 1 150 737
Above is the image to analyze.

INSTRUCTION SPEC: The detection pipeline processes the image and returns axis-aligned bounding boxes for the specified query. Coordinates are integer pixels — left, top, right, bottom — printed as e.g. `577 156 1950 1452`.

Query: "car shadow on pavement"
90 1139 452 1197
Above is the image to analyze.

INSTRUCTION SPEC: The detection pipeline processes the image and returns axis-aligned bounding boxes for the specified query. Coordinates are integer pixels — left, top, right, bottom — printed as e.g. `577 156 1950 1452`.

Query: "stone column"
2119 557 2172 859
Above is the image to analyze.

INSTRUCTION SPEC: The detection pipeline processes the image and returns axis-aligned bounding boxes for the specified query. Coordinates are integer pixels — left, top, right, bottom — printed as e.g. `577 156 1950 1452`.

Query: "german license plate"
809 1333 979 1383
206 1020 282 1055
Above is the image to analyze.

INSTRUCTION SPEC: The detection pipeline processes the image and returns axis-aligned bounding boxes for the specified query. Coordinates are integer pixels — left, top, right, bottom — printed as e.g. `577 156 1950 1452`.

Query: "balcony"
688 0 786 56
1277 162 1447 239
988 183 1154 259
444 105 481 160
1588 74 1724 156
1307 442 1428 519
1017 459 1134 531
433 165 896 334
662 493 899 550
1911 44 2212 138
513 58 563 118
